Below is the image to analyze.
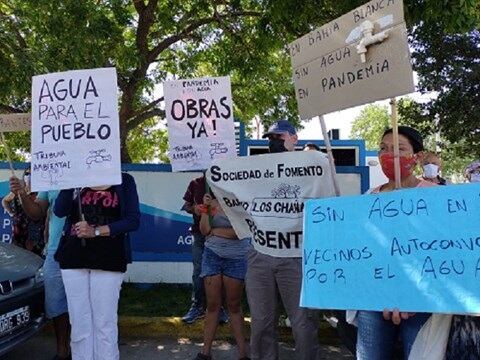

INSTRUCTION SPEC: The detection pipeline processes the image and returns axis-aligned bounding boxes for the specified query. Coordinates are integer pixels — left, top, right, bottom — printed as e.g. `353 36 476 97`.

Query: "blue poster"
302 183 480 313
0 181 13 243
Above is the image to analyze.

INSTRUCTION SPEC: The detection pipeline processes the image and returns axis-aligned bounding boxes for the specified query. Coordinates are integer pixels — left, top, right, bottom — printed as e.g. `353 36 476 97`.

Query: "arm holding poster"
2 192 16 217
194 192 249 359
199 194 237 239
53 173 140 237
9 176 48 221
354 126 435 359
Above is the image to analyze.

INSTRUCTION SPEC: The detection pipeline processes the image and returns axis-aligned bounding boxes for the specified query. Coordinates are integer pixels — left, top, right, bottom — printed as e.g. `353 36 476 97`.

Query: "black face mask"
268 138 287 153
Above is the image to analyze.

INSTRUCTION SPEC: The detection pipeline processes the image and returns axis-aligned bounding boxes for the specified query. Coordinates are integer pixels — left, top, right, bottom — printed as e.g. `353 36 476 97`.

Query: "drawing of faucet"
356 20 389 63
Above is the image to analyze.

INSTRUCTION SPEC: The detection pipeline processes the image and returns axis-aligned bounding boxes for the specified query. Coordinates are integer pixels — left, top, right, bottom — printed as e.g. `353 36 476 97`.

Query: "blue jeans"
44 251 68 318
356 310 430 360
191 233 205 308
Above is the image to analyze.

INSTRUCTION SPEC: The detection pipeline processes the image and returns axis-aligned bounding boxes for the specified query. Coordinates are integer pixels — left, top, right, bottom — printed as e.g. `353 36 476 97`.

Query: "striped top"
205 214 250 259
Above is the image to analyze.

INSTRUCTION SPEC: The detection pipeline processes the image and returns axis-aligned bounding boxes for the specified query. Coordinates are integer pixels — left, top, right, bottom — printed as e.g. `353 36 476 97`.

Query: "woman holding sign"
355 126 436 360
2 167 46 256
194 192 250 360
53 172 140 360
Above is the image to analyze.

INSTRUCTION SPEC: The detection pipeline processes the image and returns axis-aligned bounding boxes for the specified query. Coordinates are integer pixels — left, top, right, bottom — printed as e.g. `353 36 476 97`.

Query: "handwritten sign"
0 113 31 132
290 0 414 119
31 68 121 191
164 76 236 171
206 151 335 257
302 183 480 313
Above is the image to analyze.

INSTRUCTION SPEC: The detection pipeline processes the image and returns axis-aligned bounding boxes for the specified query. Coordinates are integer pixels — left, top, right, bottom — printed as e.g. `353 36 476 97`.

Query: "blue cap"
262 120 297 138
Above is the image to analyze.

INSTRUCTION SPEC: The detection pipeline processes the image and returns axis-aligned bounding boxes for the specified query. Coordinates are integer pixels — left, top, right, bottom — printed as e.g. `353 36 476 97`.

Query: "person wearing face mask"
352 126 437 360
2 167 46 256
421 152 447 185
244 120 321 360
302 142 321 152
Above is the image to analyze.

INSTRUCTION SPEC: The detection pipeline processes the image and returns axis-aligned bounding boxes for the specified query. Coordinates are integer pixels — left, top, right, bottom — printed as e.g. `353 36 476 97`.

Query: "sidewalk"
2 316 355 359
3 332 354 359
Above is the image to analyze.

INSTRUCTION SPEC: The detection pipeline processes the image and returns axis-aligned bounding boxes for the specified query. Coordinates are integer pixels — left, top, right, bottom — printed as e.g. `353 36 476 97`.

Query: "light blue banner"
302 183 480 313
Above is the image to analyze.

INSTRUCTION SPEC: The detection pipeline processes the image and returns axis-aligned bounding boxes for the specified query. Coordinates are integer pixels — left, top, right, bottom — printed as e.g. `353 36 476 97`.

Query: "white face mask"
423 164 439 179
471 173 480 183
23 175 31 186
282 134 297 152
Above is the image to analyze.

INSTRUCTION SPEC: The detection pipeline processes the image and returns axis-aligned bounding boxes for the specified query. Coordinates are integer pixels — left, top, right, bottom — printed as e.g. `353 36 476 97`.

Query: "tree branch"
147 10 262 64
126 108 165 131
135 0 158 57
121 7 261 133
142 96 164 113
130 96 164 119
0 104 24 113
0 11 28 50
132 0 146 13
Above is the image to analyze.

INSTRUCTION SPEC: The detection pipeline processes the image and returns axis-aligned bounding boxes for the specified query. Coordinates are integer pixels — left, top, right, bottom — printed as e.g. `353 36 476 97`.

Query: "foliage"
0 131 29 162
351 101 476 178
0 0 478 163
406 25 480 159
350 104 390 150
127 118 169 163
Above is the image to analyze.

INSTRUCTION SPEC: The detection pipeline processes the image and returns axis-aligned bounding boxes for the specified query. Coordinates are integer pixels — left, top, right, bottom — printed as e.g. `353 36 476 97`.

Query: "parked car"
0 242 46 356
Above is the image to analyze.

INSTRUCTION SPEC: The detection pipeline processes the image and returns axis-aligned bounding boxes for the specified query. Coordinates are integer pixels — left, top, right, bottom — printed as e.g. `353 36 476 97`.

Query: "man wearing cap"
245 120 320 360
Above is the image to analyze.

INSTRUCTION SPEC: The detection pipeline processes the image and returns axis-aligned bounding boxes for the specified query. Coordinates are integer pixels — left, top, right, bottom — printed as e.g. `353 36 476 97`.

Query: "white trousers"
61 269 124 360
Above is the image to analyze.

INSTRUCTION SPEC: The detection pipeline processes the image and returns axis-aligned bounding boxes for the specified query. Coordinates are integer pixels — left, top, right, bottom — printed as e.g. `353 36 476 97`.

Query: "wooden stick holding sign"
290 0 415 190
76 187 86 247
0 132 16 176
318 116 340 196
390 98 402 189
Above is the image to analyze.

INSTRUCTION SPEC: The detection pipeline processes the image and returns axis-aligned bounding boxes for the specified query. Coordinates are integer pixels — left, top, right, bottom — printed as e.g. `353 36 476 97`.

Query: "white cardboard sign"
31 68 121 191
290 0 414 119
0 113 31 132
164 76 236 172
206 151 335 258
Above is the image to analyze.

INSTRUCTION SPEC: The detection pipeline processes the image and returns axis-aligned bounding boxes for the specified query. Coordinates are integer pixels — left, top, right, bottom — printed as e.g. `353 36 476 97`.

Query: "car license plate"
0 306 30 337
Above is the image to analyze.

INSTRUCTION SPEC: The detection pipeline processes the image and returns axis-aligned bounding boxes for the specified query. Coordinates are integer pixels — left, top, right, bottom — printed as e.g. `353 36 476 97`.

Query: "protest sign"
31 68 121 191
206 151 335 257
164 76 236 171
0 113 31 132
302 183 480 313
290 0 414 119
0 113 32 175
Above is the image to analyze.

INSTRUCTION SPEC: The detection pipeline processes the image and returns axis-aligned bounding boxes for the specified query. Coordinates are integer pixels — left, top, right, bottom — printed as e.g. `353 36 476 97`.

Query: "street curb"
118 316 341 344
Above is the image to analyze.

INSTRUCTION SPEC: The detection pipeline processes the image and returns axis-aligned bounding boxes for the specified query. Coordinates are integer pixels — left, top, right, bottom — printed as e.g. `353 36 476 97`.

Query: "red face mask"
379 153 417 180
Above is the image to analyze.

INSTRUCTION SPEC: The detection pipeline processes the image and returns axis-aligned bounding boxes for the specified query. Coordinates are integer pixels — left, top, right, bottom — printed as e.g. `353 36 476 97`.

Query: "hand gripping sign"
206 151 335 258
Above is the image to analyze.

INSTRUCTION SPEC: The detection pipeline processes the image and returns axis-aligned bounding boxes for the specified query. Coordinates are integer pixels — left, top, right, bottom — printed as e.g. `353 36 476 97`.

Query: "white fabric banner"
164 76 236 172
31 68 121 191
206 151 335 257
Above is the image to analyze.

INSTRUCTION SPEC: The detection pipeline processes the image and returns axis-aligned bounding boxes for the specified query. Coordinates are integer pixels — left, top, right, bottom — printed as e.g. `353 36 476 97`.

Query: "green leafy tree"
127 118 169 163
404 26 480 159
0 0 346 162
350 101 475 178
0 0 478 163
350 104 390 150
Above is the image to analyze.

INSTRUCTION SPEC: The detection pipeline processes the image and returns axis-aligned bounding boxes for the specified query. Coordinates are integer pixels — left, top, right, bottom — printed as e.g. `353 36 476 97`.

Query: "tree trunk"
119 103 132 163
120 132 132 163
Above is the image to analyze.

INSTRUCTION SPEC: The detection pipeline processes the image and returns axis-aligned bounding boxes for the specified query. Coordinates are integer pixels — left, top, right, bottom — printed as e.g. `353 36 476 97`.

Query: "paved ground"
2 333 354 359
